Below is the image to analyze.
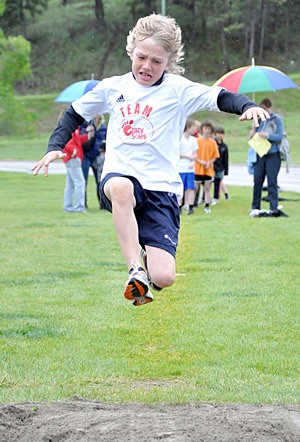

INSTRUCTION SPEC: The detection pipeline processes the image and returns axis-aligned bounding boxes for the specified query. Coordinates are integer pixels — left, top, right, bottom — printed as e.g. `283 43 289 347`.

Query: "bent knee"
151 271 176 289
104 177 134 204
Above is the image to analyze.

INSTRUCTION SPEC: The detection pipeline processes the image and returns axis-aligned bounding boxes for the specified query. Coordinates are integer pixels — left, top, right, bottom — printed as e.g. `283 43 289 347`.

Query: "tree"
0 2 34 134
0 36 31 85
0 0 48 38
3 0 299 91
92 0 134 78
127 0 158 19
95 0 105 33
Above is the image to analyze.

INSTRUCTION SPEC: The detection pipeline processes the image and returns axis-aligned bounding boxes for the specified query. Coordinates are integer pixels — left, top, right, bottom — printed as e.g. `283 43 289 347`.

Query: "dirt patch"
0 398 299 441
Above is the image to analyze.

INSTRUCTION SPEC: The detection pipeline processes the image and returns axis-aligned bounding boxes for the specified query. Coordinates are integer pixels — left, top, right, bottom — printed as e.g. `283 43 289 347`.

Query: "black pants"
214 177 221 199
82 156 101 208
252 152 281 211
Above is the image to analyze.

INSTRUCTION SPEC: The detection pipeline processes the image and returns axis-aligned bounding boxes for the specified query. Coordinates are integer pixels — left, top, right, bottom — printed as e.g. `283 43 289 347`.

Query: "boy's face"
201 125 212 138
131 38 170 87
215 132 224 142
187 123 197 135
260 103 271 113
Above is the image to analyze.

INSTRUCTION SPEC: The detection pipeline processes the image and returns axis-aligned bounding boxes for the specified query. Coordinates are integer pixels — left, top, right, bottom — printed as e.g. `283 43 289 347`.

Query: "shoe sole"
124 276 153 306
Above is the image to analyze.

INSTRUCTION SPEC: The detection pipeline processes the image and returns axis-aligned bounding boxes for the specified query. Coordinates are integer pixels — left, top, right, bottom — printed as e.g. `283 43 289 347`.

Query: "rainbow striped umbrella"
214 65 298 94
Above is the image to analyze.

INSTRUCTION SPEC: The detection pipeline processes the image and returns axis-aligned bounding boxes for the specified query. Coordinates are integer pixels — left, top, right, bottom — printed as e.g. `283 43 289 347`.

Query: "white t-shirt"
177 134 198 173
73 72 222 197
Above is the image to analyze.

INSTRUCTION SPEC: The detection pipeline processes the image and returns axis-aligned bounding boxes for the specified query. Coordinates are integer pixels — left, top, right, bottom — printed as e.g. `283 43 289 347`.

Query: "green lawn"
1 172 299 404
0 134 49 160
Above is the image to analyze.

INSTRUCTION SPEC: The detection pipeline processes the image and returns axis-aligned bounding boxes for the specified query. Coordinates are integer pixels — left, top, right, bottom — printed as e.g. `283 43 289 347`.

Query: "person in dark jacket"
80 123 99 208
213 126 229 203
81 117 107 209
92 115 107 209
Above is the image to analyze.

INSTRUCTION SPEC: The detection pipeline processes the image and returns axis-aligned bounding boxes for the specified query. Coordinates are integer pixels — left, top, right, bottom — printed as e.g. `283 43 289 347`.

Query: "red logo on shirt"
119 116 153 144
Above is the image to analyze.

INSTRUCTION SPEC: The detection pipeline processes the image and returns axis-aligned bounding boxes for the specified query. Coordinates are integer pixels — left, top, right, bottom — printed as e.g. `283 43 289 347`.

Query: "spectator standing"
62 127 89 212
213 126 229 203
80 123 101 208
249 98 287 217
178 118 198 215
194 121 219 213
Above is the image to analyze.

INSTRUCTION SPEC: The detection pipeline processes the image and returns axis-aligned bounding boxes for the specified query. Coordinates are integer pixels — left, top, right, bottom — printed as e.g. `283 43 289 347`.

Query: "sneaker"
259 210 271 217
211 198 218 206
270 209 289 217
204 207 211 214
124 260 153 306
250 209 261 217
250 209 269 217
187 207 194 215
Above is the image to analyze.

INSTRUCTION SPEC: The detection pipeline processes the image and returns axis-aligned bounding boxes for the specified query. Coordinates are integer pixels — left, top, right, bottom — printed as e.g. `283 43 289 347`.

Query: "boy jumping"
32 14 269 306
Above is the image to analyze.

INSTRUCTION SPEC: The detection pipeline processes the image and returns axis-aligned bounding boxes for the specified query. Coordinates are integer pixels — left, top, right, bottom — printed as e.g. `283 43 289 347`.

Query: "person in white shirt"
32 13 269 307
177 119 198 215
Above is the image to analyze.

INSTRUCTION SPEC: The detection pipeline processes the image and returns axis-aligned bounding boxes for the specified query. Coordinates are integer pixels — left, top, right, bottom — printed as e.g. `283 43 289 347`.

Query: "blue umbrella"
54 79 100 102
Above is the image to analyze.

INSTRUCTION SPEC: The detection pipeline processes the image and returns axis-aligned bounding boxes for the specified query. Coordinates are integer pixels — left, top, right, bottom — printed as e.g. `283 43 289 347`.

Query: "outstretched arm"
31 106 84 176
31 150 66 177
217 90 269 127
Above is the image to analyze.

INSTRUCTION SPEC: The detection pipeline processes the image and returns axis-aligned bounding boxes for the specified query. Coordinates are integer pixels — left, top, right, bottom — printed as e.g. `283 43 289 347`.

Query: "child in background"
178 118 198 215
194 121 219 213
213 126 229 204
32 14 268 307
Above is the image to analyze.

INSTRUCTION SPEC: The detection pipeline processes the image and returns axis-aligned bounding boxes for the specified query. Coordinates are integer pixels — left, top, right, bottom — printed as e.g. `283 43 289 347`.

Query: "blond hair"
126 14 185 75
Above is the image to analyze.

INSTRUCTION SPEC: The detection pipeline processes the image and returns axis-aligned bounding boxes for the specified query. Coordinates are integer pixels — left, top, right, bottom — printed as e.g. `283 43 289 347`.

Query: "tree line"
1 0 299 94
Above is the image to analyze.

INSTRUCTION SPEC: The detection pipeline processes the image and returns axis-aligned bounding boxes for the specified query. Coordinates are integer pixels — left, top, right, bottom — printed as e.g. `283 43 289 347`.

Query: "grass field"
1 172 299 404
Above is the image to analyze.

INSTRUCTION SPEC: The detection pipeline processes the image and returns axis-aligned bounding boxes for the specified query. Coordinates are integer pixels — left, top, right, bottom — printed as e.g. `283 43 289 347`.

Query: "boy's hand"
239 107 270 127
31 150 66 176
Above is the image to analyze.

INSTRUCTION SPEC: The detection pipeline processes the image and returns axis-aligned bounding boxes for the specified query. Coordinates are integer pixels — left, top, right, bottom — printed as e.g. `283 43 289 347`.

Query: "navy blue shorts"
100 173 180 257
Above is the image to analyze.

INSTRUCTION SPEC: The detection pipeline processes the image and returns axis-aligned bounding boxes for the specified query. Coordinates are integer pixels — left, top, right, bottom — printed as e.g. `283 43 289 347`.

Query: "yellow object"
248 133 271 158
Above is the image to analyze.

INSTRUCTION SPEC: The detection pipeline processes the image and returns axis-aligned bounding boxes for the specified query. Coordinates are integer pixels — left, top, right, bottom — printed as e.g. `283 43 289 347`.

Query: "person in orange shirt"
194 120 219 213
